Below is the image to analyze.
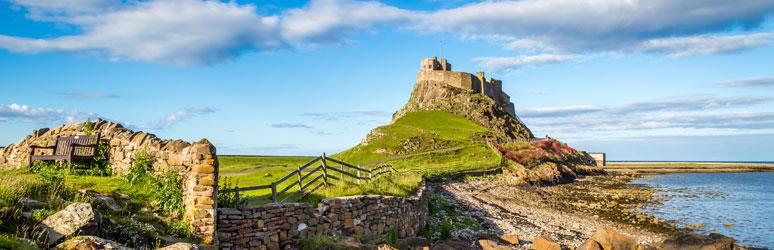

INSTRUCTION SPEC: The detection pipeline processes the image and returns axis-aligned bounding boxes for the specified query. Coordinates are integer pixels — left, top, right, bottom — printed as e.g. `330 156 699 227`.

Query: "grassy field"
218 111 503 205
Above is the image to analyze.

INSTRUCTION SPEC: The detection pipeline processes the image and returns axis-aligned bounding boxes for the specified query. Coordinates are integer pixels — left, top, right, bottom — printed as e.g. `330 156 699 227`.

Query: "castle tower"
420 56 452 72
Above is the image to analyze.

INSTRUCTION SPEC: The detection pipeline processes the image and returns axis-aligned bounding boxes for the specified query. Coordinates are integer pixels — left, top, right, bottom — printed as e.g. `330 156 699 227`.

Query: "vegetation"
495 138 586 168
0 149 191 247
419 194 485 241
217 111 503 205
299 235 348 250
0 234 39 250
219 155 316 173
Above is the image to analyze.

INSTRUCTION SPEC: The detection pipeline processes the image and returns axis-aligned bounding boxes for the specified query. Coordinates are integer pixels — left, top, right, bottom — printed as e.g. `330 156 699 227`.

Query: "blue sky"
1 0 773 161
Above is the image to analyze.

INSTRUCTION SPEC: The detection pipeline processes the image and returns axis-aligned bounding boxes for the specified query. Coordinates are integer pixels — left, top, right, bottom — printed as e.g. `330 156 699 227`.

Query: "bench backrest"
54 135 100 156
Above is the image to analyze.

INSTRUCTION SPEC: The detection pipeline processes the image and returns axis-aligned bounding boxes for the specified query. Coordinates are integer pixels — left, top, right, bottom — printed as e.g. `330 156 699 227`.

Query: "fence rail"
219 153 397 206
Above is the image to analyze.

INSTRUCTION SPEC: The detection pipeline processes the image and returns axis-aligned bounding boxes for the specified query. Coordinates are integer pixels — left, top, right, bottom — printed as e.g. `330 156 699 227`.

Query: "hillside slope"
335 111 502 173
393 80 533 141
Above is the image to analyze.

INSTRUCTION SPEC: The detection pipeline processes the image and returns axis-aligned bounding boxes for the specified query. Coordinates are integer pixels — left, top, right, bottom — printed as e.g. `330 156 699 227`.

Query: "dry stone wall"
0 119 218 244
217 183 428 249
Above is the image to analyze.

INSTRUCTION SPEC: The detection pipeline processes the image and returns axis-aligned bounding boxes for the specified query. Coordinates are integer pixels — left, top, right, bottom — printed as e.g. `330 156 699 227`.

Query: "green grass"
217 111 503 205
335 110 492 164
0 234 40 250
219 156 316 173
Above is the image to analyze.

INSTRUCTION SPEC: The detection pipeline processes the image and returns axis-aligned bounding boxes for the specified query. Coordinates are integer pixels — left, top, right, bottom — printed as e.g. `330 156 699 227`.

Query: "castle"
417 56 517 116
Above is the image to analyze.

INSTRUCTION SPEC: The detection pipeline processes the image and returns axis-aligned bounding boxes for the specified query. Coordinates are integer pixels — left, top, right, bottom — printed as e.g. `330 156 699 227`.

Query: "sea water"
632 172 774 248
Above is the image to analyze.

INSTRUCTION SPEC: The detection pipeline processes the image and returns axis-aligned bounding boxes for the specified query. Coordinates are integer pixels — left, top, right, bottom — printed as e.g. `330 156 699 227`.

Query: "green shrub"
166 218 193 239
153 171 184 216
125 149 153 184
299 235 346 250
217 177 244 208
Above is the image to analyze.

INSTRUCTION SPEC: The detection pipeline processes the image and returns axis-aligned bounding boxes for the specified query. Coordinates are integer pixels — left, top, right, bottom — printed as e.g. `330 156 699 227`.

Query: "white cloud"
280 0 413 47
638 33 774 57
717 77 774 88
474 54 579 72
520 95 774 140
2 0 773 65
0 0 282 66
0 103 93 123
132 107 216 130
415 0 774 53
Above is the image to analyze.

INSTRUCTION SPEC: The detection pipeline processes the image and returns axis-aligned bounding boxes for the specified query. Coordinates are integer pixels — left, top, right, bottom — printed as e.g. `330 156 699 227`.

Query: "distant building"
417 56 517 117
587 152 606 166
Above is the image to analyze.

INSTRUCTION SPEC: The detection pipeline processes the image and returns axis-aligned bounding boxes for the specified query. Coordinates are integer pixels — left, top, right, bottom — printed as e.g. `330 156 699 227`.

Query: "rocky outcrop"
658 233 736 250
56 236 129 250
37 203 100 247
157 242 200 250
532 236 562 250
590 228 642 250
393 80 533 141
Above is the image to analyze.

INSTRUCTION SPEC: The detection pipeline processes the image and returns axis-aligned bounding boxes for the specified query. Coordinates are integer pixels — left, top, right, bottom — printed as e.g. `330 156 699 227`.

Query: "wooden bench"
29 134 101 168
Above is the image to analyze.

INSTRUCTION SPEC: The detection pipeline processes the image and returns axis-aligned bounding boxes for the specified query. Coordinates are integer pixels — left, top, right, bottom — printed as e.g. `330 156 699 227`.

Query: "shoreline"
604 161 774 173
430 173 678 248
431 171 768 249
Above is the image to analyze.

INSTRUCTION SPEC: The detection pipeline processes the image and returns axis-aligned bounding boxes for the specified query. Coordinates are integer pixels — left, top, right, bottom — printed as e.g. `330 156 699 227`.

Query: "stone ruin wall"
0 119 218 244
417 56 517 117
217 183 428 249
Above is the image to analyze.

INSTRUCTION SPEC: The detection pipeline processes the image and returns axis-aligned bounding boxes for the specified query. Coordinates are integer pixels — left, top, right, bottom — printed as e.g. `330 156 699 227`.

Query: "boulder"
590 228 639 250
431 240 473 250
500 234 520 245
396 236 432 249
658 233 736 250
56 236 129 250
156 242 199 250
38 203 100 247
577 239 603 250
478 239 510 250
532 236 561 250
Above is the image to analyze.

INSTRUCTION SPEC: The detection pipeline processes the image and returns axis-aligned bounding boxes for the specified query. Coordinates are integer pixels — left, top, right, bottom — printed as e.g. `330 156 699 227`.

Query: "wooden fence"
219 153 397 206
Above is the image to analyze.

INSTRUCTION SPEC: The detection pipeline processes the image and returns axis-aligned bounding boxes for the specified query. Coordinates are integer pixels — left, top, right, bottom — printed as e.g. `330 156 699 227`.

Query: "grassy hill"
334 110 501 174
216 110 504 204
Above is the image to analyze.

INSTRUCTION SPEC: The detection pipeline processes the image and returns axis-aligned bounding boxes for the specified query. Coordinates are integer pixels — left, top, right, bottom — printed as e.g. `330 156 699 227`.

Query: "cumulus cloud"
54 91 119 100
717 77 774 88
0 103 93 123
279 0 413 47
0 0 282 66
520 95 774 139
416 0 774 53
269 123 313 129
474 54 579 72
638 33 774 57
133 107 216 129
2 0 773 65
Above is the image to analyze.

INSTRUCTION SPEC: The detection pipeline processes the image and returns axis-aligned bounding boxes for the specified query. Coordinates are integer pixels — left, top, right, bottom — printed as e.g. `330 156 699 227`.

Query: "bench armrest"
70 143 97 147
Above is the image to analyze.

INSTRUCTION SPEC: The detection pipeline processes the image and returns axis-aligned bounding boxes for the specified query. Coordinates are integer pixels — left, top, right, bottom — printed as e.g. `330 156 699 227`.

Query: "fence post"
271 182 277 203
321 153 328 187
340 164 344 183
235 186 240 207
357 169 361 185
298 165 304 193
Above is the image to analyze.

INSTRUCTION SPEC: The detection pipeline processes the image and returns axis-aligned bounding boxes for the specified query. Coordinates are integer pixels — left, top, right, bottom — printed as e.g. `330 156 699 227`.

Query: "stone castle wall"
416 56 517 117
217 183 428 249
0 119 218 244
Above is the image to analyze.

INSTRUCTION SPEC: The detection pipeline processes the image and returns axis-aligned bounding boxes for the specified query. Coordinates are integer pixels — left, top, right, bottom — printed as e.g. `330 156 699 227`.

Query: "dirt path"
431 175 669 248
